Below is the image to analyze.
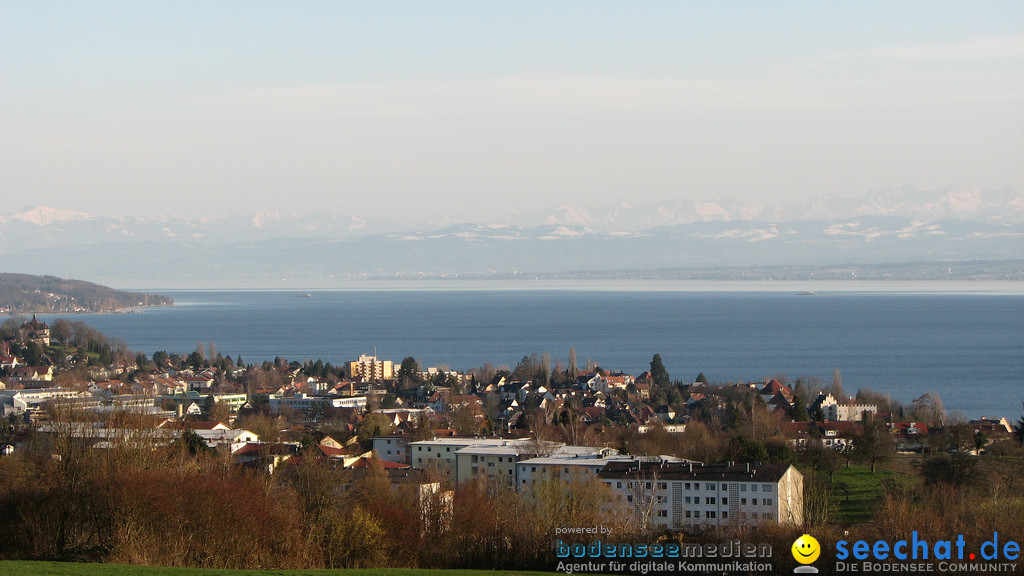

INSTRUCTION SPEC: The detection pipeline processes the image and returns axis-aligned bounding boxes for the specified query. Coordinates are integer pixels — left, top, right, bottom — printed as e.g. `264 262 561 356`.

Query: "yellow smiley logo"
792 534 820 564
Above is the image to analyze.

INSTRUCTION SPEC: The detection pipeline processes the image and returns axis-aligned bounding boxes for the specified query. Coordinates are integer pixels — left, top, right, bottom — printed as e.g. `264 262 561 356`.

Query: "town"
0 315 1022 574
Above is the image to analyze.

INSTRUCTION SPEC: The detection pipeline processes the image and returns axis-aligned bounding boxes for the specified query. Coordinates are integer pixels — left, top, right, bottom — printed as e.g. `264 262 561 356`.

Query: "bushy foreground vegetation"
0 409 616 571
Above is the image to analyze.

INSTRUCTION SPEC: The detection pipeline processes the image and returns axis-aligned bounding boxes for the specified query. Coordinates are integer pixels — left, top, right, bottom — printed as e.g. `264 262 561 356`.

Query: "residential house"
759 378 792 405
10 366 53 383
183 375 215 392
579 406 606 425
779 421 857 450
19 316 50 346
970 417 1013 435
0 356 18 370
315 436 374 466
654 405 676 422
766 391 794 414
634 382 651 401
197 428 258 452
232 442 298 474
889 422 929 451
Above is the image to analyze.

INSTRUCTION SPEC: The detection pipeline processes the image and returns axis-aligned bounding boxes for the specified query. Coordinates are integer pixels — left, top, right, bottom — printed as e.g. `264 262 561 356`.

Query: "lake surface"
39 287 1024 419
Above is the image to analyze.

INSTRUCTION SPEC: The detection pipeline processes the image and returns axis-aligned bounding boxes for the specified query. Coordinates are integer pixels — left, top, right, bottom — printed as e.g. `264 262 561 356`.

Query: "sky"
2 1 1022 225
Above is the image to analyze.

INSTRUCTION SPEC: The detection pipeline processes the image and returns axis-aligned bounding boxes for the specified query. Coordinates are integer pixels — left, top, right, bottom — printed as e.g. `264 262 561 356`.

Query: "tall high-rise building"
346 354 394 382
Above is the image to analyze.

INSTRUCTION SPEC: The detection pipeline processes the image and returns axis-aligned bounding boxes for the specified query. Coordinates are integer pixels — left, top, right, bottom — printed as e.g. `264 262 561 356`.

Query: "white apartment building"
456 443 527 485
598 461 804 528
409 437 488 475
515 446 627 490
1 388 92 416
267 393 367 412
409 437 550 482
373 435 411 465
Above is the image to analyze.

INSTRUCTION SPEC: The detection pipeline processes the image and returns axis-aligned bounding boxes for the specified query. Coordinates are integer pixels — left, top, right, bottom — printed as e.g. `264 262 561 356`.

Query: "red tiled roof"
318 445 347 458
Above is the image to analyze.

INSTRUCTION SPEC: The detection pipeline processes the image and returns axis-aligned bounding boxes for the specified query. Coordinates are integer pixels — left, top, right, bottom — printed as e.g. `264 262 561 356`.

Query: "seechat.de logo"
792 534 820 574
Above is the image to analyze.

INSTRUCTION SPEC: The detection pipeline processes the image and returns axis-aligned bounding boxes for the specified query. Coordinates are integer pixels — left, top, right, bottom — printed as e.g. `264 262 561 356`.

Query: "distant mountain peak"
10 205 93 226
547 205 594 226
252 210 290 229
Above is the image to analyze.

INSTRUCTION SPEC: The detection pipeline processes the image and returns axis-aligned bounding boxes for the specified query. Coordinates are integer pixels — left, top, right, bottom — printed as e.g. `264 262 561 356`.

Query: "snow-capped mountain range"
531 186 1024 228
1 186 1021 287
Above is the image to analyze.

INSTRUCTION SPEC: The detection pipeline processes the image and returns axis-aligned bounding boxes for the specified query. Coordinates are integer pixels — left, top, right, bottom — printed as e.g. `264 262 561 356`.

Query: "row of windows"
471 455 517 463
520 466 596 474
636 481 777 493
680 510 773 520
683 511 725 519
680 496 773 507
685 497 724 505
598 480 779 493
471 467 514 475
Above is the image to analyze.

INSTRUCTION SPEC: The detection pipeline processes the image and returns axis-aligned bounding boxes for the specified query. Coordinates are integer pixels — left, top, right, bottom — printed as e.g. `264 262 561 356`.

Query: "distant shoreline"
116 279 1024 295
2 302 173 316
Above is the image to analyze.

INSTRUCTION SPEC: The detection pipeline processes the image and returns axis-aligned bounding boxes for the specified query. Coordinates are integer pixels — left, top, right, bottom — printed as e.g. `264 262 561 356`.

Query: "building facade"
597 461 804 528
373 435 411 465
409 437 545 482
346 354 394 382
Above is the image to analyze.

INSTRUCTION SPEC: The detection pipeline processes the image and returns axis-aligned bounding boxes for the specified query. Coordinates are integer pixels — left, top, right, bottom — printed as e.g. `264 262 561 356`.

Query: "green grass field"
0 562 557 576
831 462 918 525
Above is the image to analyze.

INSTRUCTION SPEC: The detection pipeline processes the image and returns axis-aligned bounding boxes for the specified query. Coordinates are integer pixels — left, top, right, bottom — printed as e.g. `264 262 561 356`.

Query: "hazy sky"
2 2 1022 225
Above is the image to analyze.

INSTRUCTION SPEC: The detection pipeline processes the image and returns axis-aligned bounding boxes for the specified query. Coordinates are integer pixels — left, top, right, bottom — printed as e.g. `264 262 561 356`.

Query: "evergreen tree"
180 428 211 455
398 357 421 389
788 394 810 422
650 354 670 387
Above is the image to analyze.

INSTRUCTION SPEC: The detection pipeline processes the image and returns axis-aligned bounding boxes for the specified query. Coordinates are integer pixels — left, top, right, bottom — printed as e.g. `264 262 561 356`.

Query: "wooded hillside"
0 273 172 314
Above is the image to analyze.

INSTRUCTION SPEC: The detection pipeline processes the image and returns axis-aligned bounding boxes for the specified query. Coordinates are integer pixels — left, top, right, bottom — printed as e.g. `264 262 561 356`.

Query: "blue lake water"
38 287 1024 419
